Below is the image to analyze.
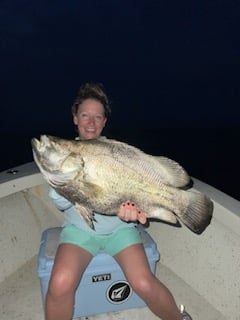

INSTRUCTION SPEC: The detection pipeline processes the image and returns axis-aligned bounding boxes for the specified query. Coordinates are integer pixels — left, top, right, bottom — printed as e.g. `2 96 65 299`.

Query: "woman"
45 83 188 320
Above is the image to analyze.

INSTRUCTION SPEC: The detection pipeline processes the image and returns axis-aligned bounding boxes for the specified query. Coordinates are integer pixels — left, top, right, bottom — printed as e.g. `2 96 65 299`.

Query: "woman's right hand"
118 201 147 224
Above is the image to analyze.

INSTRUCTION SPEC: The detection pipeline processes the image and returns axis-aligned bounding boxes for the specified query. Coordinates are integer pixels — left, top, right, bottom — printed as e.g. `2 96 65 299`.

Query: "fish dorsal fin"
99 139 190 189
154 156 190 188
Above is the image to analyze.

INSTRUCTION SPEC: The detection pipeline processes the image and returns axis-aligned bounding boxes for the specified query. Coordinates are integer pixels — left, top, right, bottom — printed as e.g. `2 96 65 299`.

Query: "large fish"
31 135 213 234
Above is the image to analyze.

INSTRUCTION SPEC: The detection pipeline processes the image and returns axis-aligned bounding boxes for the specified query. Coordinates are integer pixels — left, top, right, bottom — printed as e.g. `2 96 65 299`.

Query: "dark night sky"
0 1 240 200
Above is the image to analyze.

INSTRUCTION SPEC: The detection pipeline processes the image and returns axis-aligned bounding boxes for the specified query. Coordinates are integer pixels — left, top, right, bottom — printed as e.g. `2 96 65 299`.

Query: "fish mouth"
31 136 53 168
31 135 79 186
31 135 60 172
31 135 51 152
31 135 63 160
31 137 40 150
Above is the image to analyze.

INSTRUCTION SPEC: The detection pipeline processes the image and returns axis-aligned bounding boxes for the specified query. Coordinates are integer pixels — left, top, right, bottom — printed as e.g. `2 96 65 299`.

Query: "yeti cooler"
37 225 160 318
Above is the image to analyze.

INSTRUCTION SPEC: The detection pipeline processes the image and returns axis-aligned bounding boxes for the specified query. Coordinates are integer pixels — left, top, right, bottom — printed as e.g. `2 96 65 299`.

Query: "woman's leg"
45 243 92 320
114 243 182 320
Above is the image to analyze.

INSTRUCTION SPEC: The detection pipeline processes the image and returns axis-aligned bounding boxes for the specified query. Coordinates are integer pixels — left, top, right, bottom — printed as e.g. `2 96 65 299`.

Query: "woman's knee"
130 274 156 298
48 269 77 298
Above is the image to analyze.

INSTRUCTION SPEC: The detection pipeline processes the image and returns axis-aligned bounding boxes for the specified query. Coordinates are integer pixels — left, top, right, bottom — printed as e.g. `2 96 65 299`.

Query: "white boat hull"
0 162 239 319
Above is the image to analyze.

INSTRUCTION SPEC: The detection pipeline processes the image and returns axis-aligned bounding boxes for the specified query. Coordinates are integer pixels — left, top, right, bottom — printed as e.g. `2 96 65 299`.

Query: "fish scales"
101 139 190 188
32 135 213 234
51 137 190 189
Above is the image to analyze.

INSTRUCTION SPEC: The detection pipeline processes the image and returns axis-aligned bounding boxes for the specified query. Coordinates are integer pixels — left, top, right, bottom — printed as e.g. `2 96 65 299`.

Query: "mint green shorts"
59 224 142 256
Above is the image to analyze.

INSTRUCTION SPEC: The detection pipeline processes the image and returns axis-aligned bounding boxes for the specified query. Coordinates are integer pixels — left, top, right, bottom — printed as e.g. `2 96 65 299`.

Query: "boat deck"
0 256 224 320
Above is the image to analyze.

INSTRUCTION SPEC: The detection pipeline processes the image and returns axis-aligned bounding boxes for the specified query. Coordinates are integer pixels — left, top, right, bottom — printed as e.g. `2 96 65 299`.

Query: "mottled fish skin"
32 135 213 234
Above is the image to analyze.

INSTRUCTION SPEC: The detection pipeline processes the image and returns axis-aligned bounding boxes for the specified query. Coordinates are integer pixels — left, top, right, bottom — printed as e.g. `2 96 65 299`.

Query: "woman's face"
73 98 107 140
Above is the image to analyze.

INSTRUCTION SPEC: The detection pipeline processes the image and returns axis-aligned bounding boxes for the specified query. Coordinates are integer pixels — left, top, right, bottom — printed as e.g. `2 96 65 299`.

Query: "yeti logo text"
92 273 111 282
106 281 132 304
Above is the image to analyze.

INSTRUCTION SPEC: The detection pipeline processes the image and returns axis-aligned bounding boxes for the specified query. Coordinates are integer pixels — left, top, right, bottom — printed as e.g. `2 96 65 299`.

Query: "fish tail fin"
179 191 213 234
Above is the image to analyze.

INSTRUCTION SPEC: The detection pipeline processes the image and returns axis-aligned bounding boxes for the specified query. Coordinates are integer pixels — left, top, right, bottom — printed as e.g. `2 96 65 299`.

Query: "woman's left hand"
118 201 147 224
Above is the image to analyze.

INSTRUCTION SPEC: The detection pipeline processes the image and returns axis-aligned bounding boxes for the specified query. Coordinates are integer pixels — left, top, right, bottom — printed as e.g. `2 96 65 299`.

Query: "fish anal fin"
76 179 103 199
148 207 178 224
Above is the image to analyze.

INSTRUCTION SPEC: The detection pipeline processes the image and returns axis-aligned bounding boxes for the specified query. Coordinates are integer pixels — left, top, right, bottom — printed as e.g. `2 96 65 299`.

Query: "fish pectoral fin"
148 207 178 224
77 180 103 198
75 203 96 229
155 156 190 188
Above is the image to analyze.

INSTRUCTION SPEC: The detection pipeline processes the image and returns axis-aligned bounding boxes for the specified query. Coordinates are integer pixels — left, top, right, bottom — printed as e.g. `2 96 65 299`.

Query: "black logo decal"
106 281 132 304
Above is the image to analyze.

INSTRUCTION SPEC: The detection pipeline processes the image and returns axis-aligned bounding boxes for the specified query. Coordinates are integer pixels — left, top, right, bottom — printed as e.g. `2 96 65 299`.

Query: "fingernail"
138 210 141 214
127 202 130 205
122 203 126 207
131 203 135 206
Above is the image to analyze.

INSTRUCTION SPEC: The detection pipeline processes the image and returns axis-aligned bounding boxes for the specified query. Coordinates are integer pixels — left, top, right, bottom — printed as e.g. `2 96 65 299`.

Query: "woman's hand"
118 201 147 224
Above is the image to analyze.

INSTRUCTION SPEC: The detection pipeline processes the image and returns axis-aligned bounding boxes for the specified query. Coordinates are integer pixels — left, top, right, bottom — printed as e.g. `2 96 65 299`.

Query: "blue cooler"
37 225 160 319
